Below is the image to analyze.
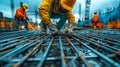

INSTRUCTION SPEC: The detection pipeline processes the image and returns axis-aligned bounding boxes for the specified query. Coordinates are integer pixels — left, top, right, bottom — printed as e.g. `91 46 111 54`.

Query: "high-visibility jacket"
92 14 99 22
15 7 27 19
92 14 99 26
39 0 75 25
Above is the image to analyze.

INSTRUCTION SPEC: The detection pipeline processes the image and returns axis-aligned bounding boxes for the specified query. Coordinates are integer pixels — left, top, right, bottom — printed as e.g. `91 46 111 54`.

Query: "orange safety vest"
15 7 27 19
92 14 99 26
92 14 99 22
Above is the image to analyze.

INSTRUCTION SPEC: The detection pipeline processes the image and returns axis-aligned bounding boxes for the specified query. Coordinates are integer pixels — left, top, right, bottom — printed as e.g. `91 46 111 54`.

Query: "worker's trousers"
40 13 67 30
15 17 28 30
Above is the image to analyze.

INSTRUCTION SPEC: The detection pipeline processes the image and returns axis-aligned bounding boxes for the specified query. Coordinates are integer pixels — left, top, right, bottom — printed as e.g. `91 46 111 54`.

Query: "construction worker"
39 0 76 34
92 12 99 30
15 3 29 31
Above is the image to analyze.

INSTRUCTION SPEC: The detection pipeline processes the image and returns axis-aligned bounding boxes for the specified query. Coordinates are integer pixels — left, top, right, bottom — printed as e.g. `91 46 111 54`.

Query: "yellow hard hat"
61 0 76 11
23 3 28 10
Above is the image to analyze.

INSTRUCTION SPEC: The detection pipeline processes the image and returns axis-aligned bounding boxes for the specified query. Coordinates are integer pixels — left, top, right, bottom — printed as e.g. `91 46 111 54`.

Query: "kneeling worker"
39 0 76 34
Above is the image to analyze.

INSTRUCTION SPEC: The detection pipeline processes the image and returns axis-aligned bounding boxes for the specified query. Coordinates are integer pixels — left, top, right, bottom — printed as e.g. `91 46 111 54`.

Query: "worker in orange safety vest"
15 3 29 31
92 12 99 30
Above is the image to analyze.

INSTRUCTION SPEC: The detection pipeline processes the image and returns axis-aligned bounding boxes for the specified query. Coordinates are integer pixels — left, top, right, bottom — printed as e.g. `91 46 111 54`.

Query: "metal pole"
65 37 92 67
10 0 14 22
37 37 54 67
59 36 67 67
13 35 50 67
72 36 120 67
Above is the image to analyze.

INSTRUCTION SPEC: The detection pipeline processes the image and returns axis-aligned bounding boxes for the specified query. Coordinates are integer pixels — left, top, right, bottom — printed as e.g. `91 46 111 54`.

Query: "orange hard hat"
61 0 76 11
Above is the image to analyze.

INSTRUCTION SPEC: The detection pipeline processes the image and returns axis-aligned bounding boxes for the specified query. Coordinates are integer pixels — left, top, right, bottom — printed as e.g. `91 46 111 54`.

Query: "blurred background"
0 0 120 31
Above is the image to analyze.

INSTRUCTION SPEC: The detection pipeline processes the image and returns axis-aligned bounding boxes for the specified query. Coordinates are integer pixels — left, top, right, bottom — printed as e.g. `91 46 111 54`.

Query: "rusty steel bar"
10 55 97 62
0 32 33 43
65 36 92 67
0 34 42 52
80 34 120 52
74 34 120 57
59 36 67 67
89 34 120 43
84 34 120 47
13 35 50 67
0 35 46 60
0 29 120 67
37 37 54 67
10 39 42 58
0 30 34 39
0 33 34 47
72 36 120 67
0 30 26 36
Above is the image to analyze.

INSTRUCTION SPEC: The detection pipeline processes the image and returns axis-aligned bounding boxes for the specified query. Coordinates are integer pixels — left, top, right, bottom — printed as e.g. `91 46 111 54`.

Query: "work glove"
47 23 58 34
65 23 74 33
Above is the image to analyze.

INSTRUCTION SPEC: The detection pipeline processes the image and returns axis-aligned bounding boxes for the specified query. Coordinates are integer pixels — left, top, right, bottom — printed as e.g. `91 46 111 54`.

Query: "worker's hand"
65 23 74 33
47 23 58 34
25 16 29 21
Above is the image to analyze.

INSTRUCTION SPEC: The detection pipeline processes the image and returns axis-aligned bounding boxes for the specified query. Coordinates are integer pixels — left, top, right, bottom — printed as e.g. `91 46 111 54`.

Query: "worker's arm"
39 0 54 25
24 12 29 20
67 11 75 24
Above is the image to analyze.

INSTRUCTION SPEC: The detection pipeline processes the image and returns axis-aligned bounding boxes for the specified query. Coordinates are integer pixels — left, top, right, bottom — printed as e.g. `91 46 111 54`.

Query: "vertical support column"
85 0 91 20
10 0 14 21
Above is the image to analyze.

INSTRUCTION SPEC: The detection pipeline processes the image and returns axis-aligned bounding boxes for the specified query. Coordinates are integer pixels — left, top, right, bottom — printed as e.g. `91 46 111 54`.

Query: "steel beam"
59 36 67 67
37 37 54 67
65 37 92 67
72 36 120 67
0 35 46 60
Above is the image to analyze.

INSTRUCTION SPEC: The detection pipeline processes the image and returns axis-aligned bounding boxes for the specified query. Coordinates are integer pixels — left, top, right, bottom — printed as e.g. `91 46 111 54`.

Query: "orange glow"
116 20 120 29
107 21 117 29
9 22 13 28
34 25 38 30
0 22 6 28
107 20 120 29
28 22 33 30
0 18 6 28
0 18 39 30
97 22 104 28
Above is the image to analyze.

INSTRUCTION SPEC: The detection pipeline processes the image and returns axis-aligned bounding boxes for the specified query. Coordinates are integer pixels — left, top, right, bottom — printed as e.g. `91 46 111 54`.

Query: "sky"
0 0 120 23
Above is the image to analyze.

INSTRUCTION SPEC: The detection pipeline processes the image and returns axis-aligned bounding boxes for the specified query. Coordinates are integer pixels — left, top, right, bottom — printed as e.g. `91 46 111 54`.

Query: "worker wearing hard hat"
15 3 29 30
39 0 76 34
92 12 99 30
